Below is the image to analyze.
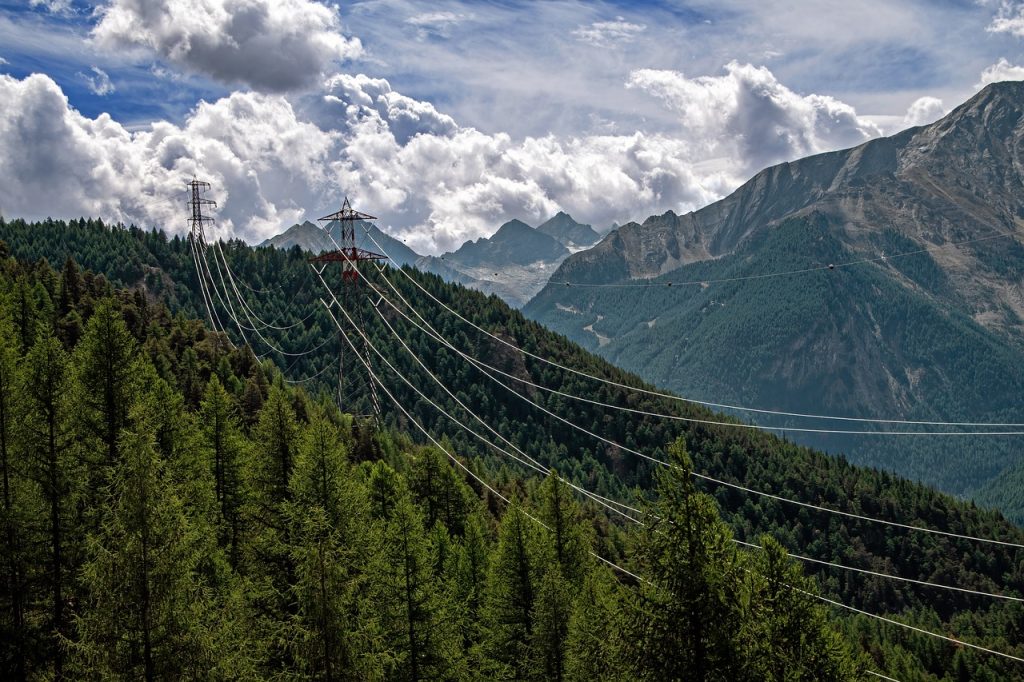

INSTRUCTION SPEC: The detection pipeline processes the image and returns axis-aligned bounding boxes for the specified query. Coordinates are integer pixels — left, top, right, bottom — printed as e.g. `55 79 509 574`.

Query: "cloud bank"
627 62 882 174
0 57 889 253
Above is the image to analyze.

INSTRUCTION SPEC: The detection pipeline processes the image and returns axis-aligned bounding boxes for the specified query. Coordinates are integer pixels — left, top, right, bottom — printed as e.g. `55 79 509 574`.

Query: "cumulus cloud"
572 17 646 47
91 0 362 92
0 63 880 254
987 1 1024 37
978 57 1024 87
902 96 945 127
80 66 115 96
0 73 335 242
627 62 881 174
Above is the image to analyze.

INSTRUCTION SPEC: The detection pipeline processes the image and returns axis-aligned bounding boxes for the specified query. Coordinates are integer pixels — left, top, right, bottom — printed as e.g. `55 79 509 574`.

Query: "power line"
321 297 645 583
365 270 1024 437
361 227 1024 430
734 539 1023 603
549 229 1019 288
197 234 328 358
315 270 644 524
311 246 1024 609
209 236 318 331
801 587 1024 664
353 272 1024 600
318 277 1008 674
281 361 335 384
357 257 1024 551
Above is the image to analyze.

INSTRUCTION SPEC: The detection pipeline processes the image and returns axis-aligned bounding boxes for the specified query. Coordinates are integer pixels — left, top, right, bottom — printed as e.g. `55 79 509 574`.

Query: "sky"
2 1 1024 254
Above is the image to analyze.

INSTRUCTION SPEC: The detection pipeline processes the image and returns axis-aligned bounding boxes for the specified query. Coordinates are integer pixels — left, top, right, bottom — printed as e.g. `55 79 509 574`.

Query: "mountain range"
525 81 1024 517
264 212 600 308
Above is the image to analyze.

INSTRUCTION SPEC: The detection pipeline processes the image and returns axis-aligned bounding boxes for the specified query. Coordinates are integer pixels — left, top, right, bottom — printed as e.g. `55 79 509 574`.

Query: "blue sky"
2 0 1024 252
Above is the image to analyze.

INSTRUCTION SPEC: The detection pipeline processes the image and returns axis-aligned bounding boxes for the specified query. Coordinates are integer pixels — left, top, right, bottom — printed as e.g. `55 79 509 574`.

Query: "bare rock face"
525 82 1024 508
536 211 601 250
555 82 1024 288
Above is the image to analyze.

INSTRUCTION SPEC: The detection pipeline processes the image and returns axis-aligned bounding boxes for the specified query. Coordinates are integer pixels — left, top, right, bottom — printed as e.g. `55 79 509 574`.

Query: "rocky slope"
525 82 1024 513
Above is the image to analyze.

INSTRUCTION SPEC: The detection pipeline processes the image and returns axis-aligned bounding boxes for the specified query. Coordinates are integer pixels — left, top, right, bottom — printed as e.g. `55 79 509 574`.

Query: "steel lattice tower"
310 197 386 419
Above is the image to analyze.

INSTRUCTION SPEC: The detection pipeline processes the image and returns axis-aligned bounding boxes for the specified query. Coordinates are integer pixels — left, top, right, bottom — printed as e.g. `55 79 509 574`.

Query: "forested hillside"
3 217 1024 679
525 82 1024 514
0 242 867 679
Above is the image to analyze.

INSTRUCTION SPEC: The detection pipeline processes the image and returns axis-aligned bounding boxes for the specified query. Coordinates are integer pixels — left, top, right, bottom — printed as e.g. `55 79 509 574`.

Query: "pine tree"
483 502 540 679
622 438 746 681
70 406 246 679
73 298 141 467
285 406 371 681
19 330 78 680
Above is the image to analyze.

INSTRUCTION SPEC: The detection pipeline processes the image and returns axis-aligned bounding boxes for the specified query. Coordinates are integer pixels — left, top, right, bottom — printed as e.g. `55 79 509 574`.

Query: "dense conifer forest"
2 218 1024 680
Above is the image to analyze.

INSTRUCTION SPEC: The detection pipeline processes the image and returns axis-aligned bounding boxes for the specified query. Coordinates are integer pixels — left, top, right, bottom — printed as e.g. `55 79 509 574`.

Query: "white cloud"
80 66 115 96
977 57 1024 87
0 73 335 243
627 62 881 174
91 0 363 92
572 17 646 47
0 57 7 67
902 96 945 127
0 62 885 255
987 1 1024 37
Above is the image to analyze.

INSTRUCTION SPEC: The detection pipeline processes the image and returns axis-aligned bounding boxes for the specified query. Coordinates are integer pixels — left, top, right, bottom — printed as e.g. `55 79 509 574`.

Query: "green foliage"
622 440 748 680
2 224 1024 679
70 412 238 679
483 502 541 678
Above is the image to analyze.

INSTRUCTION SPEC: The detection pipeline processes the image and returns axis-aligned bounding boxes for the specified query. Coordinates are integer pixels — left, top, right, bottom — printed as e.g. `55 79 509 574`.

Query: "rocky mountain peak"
537 211 601 249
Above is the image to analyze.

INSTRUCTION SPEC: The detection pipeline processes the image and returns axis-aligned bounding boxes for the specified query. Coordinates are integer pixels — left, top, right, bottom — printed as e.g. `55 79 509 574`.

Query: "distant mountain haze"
525 81 1024 519
260 219 422 267
263 213 599 308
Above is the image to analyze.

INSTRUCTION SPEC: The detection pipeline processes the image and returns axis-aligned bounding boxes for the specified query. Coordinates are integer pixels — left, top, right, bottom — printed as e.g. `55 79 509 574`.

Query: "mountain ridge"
525 81 1024 514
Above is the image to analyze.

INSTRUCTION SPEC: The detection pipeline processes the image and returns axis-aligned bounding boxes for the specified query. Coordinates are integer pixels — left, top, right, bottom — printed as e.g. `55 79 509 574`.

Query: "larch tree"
71 400 249 680
565 568 626 682
0 311 28 678
73 298 141 468
366 494 463 681
199 376 246 565
285 406 372 681
19 330 79 680
483 502 540 679
746 535 864 681
622 438 746 682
